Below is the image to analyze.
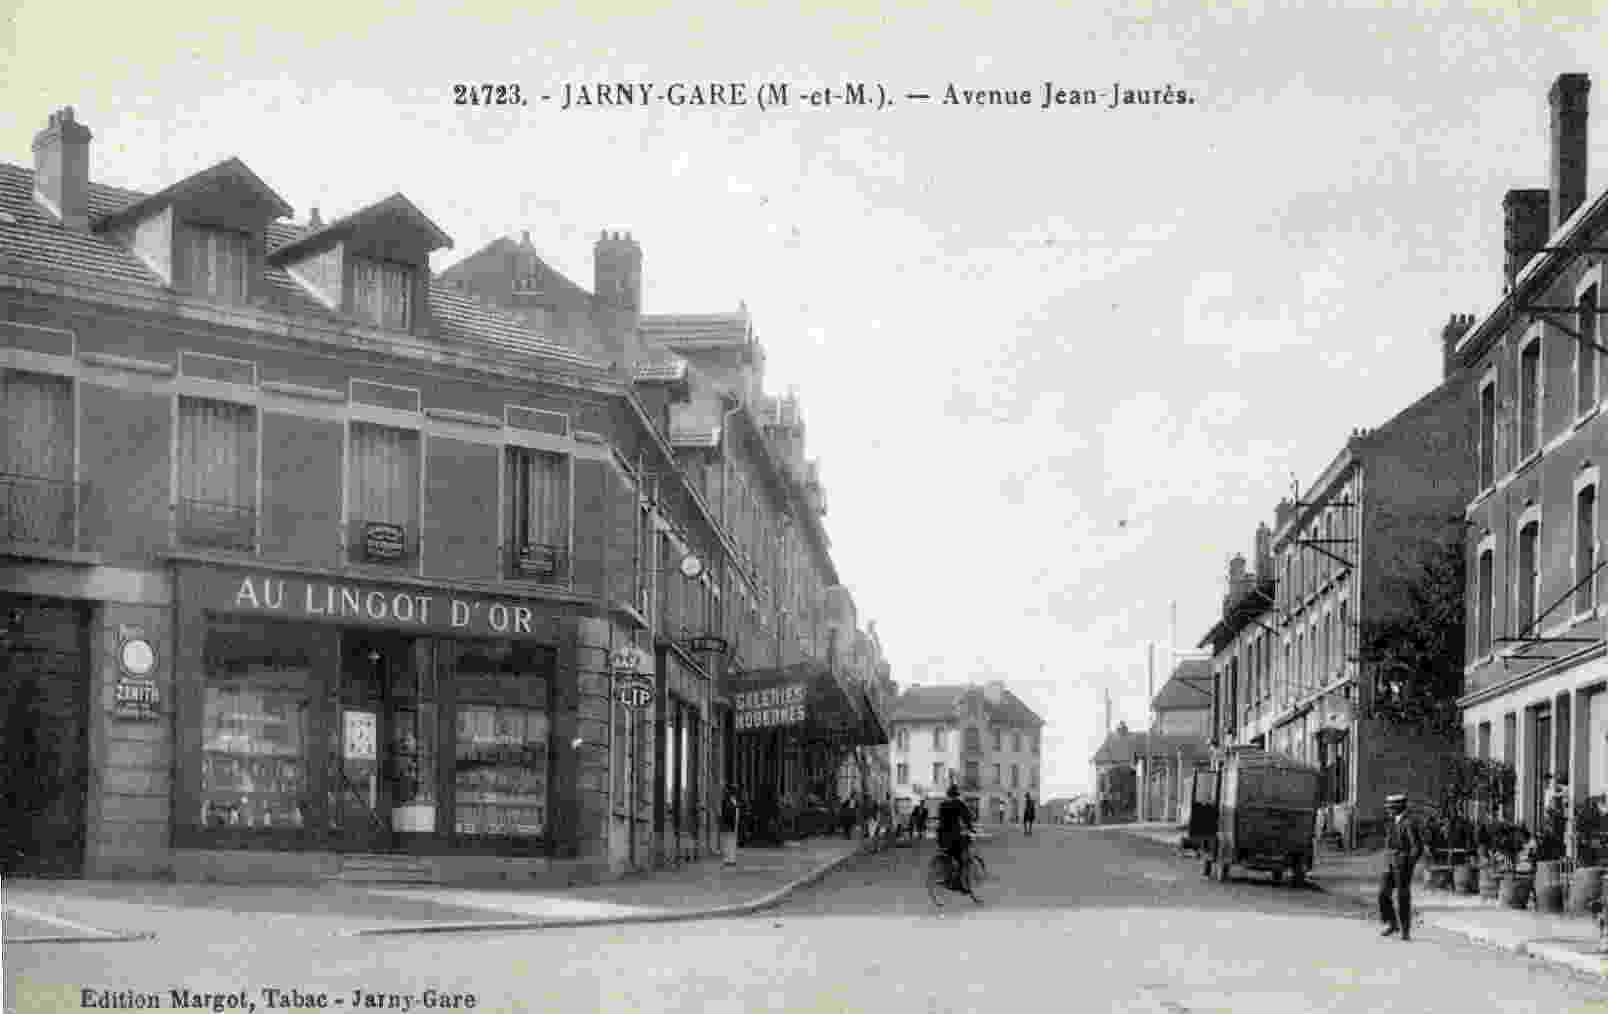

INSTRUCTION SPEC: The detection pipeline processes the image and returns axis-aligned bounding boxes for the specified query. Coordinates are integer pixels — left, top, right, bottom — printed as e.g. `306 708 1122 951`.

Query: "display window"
199 620 320 830
445 640 552 840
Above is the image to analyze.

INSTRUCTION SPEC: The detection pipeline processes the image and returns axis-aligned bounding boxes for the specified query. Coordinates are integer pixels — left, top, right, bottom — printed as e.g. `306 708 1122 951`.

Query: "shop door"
335 632 436 852
0 596 89 877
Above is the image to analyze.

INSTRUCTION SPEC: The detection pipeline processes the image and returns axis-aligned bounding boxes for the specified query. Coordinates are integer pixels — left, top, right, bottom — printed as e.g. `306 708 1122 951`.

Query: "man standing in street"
1023 791 1037 836
720 785 740 867
1379 793 1423 941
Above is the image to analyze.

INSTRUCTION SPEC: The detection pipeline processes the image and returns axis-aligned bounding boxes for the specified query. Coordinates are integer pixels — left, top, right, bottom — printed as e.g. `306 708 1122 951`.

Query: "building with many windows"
1199 349 1477 846
0 105 886 882
441 234 889 846
1454 74 1608 841
887 682 1043 824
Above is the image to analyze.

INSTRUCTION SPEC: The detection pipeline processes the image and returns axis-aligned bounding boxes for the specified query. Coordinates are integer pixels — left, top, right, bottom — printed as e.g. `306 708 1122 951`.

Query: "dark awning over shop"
726 662 883 747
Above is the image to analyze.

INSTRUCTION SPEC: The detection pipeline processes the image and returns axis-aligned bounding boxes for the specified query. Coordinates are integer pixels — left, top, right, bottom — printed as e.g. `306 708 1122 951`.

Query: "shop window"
199 620 318 830
177 396 258 552
0 370 75 547
348 422 421 565
448 640 551 839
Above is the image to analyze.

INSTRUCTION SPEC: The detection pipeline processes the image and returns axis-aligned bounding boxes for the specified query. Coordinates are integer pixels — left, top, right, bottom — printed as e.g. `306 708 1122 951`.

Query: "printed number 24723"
454 84 525 106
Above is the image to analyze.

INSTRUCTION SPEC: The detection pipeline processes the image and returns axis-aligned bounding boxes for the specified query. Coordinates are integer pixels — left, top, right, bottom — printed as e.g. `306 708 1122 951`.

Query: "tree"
1360 537 1465 738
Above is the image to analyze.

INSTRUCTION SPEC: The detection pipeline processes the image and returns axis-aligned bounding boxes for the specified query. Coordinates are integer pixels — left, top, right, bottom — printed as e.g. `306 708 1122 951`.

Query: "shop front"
169 562 596 882
653 645 718 864
728 662 881 843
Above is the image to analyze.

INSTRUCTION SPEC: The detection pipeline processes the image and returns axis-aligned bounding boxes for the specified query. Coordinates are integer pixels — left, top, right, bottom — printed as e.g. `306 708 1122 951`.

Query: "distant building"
1137 657 1214 823
888 682 1044 822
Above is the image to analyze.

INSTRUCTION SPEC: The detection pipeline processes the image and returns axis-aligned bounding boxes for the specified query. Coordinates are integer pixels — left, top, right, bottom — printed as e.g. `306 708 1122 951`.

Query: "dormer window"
351 256 415 330
178 224 252 305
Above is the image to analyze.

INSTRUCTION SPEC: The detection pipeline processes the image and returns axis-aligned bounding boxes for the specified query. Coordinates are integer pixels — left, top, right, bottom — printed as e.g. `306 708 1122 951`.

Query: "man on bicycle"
936 784 975 891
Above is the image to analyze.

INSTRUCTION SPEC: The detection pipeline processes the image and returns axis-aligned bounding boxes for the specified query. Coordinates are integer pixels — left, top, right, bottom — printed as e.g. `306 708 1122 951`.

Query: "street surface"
10 828 1608 1013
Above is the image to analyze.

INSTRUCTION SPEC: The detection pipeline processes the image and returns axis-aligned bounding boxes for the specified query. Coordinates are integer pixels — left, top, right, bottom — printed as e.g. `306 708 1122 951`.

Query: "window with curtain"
1 369 74 546
1479 380 1497 489
963 727 980 752
1578 484 1598 616
1517 520 1540 633
1477 548 1495 657
348 422 420 563
1520 338 1542 459
1581 285 1600 417
179 224 252 305
930 762 944 786
350 256 415 330
177 396 257 551
506 447 569 579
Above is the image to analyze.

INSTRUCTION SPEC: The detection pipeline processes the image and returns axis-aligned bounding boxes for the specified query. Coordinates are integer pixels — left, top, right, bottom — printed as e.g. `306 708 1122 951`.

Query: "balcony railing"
505 541 569 583
177 498 258 553
0 472 81 548
347 519 418 567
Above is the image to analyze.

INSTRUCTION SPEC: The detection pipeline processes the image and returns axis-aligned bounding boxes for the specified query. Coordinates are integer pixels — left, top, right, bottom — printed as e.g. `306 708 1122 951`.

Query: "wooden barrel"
1535 860 1566 914
1568 866 1605 915
1452 863 1478 894
1478 865 1501 900
1500 872 1533 909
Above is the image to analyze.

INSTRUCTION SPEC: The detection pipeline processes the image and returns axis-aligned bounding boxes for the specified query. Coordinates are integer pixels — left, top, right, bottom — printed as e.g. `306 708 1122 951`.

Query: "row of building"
0 104 893 884
1094 72 1608 850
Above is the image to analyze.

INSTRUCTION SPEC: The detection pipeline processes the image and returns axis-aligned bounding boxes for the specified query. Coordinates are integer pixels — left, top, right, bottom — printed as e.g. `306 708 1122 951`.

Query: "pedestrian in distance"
909 798 929 844
1023 791 1037 836
1378 793 1423 941
720 785 740 867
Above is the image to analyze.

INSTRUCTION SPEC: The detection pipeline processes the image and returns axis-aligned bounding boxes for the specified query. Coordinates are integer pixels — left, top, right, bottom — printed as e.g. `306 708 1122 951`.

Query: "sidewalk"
1 837 862 943
1102 822 1608 982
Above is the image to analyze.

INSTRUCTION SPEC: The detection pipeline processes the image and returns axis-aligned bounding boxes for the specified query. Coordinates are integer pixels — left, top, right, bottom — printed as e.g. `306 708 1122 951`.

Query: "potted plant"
1487 821 1533 908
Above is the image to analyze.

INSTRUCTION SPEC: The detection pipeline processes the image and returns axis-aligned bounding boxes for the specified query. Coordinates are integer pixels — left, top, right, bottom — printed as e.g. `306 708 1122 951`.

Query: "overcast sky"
6 2 1606 798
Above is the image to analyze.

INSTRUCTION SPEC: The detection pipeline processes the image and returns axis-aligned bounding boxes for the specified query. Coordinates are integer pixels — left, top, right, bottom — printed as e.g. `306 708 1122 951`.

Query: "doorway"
0 595 89 876
334 631 437 852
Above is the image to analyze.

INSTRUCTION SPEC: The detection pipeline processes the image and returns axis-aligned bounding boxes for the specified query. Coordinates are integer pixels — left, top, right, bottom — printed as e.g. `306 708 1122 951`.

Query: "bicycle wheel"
925 854 950 908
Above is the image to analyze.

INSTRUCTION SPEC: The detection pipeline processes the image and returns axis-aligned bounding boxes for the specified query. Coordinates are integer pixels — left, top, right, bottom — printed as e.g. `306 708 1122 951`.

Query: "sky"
5 1 1607 799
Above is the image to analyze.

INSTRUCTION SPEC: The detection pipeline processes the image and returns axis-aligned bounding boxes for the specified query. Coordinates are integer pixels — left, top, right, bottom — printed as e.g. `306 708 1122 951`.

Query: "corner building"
1 107 671 883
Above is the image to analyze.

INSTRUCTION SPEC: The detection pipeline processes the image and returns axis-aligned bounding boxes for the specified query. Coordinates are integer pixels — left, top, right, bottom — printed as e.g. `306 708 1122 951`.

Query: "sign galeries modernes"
201 570 562 640
733 683 807 730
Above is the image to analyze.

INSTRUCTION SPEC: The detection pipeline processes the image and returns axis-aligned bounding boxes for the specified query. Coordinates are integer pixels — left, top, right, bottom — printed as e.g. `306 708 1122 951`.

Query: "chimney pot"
521 229 531 245
309 206 322 228
32 106 93 231
1503 188 1551 287
1550 73 1591 234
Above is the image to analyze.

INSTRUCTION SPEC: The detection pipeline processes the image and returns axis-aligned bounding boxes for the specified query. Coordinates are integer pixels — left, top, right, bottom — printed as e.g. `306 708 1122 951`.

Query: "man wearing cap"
1379 793 1423 940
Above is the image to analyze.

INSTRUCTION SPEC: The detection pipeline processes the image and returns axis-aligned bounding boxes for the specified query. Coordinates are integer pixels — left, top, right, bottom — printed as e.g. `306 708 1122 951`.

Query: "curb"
1105 824 1608 982
347 850 862 938
3 932 155 945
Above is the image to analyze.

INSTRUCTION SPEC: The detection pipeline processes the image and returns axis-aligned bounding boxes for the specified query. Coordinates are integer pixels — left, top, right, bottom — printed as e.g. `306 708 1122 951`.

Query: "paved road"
10 828 1608 1013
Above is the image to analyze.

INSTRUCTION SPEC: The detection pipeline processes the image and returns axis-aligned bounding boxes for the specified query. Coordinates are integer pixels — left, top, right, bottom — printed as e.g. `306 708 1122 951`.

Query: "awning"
725 662 884 747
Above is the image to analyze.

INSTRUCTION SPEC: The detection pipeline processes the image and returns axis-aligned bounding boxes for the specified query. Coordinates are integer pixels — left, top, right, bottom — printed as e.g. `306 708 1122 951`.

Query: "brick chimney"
593 230 642 311
1253 523 1273 579
1440 312 1476 379
1550 73 1592 234
1504 189 1551 287
32 107 92 231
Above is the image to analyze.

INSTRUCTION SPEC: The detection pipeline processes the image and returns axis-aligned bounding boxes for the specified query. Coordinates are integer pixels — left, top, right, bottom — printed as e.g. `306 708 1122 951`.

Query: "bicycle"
925 832 986 907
